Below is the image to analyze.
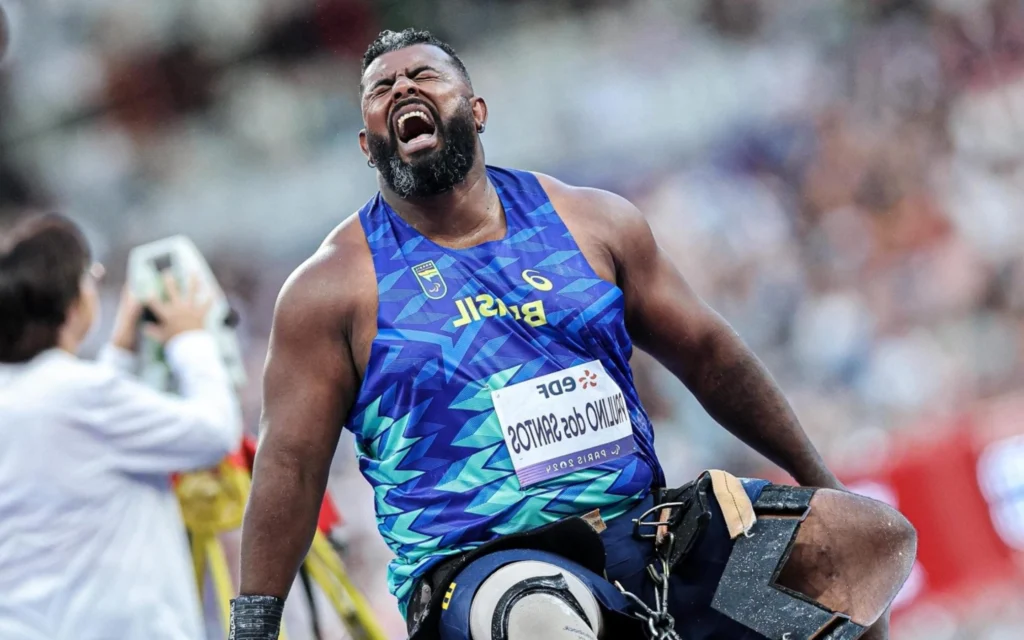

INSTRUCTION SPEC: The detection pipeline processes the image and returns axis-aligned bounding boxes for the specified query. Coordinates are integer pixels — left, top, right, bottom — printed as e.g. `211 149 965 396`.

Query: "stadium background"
2 0 1023 638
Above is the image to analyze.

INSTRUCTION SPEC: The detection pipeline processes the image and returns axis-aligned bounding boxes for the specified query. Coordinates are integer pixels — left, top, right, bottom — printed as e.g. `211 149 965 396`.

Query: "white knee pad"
468 560 604 640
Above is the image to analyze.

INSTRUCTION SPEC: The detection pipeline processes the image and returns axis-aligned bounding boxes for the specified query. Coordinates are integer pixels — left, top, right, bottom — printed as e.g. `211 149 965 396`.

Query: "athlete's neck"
380 163 505 249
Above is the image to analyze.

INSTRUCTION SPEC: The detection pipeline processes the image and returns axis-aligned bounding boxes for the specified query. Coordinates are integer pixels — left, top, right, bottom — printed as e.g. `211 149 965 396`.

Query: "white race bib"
491 361 638 488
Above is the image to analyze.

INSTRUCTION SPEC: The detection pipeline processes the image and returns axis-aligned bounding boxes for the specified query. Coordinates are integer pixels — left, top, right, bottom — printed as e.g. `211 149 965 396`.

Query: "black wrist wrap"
228 595 285 640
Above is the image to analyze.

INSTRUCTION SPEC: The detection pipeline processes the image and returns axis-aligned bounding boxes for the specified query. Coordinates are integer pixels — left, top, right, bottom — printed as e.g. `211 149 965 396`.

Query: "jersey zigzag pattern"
350 166 665 614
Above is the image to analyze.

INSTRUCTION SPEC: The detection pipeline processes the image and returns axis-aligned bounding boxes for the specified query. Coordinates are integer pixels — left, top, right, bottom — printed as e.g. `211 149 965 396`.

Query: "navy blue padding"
438 548 635 640
438 478 771 640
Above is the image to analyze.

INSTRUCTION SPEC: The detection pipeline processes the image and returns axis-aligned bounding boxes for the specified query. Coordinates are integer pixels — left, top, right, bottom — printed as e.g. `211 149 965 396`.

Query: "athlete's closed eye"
369 80 393 97
409 66 441 81
366 67 440 99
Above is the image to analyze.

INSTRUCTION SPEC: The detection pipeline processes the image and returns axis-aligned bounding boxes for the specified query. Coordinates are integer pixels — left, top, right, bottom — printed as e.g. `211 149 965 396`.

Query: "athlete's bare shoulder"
273 213 376 344
531 171 651 286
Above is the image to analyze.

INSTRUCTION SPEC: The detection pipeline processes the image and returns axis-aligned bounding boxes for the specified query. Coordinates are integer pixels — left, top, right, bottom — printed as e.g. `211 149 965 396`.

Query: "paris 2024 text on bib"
491 361 639 488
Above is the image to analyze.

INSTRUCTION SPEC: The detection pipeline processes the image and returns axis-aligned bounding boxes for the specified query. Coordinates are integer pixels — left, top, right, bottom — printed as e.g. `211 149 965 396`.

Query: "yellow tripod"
176 462 387 640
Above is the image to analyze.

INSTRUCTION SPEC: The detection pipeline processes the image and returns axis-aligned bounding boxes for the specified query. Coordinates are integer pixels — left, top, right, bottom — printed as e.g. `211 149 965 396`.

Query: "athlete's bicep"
257 263 356 475
612 200 726 380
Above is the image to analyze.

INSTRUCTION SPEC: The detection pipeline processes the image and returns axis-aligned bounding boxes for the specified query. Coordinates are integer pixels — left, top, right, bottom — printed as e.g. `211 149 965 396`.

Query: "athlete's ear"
358 129 370 161
471 96 488 134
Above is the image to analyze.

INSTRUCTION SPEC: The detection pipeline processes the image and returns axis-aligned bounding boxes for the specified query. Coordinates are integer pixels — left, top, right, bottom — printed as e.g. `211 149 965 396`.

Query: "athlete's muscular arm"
238 239 359 603
613 195 839 488
541 175 840 489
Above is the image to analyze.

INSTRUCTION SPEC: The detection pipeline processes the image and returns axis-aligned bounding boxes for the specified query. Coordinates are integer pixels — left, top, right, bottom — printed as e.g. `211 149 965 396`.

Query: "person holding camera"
0 213 242 639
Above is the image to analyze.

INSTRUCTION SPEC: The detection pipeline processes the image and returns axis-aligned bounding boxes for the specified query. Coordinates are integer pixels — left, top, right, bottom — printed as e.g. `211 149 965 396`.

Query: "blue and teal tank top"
349 166 665 613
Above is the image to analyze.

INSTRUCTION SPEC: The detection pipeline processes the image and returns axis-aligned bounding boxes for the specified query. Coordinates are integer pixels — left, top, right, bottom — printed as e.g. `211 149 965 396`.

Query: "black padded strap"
752 485 815 516
712 485 868 640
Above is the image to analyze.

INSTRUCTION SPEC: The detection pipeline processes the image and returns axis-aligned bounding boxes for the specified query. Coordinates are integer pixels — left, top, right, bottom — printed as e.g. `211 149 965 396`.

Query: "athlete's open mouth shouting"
392 101 439 155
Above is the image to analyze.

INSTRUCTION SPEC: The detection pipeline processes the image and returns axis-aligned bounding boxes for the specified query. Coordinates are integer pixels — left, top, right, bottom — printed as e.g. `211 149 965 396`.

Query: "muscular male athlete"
230 30 916 640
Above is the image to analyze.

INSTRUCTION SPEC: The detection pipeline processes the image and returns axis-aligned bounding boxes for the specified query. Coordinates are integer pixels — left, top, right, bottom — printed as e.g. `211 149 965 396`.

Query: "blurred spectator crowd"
2 0 1023 638
633 0 1024 485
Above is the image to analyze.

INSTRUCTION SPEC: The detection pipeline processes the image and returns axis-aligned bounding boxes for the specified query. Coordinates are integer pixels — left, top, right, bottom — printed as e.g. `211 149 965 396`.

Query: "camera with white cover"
127 236 246 392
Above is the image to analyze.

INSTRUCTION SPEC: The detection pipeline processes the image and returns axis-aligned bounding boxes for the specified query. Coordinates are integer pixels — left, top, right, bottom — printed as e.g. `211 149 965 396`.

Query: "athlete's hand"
143 273 212 343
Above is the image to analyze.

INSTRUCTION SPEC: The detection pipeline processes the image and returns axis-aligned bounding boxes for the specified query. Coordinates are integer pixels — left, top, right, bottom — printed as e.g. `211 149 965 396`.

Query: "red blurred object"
317 488 343 534
765 394 1024 622
314 0 378 59
845 420 1016 606
104 46 216 135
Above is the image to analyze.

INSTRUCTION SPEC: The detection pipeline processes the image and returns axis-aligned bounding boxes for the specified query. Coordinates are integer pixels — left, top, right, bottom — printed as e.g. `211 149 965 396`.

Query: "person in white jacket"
0 213 242 639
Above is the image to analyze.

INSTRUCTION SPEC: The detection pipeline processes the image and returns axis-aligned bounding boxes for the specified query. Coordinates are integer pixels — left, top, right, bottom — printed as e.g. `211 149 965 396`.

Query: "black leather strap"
634 471 713 571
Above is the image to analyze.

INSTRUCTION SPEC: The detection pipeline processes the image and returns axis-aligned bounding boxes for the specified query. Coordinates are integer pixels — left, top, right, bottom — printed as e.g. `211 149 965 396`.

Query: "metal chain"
615 541 682 640
623 499 705 640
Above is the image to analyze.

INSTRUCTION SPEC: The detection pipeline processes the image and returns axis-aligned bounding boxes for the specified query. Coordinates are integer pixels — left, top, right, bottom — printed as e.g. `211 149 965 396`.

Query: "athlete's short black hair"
361 29 471 90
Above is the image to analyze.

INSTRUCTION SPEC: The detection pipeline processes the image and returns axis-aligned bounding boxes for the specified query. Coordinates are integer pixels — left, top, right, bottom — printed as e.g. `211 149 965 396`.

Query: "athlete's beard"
367 99 477 199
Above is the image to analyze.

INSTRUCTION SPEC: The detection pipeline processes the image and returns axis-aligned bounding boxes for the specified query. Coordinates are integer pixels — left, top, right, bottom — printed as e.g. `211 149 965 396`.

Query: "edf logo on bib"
491 360 638 488
536 368 600 399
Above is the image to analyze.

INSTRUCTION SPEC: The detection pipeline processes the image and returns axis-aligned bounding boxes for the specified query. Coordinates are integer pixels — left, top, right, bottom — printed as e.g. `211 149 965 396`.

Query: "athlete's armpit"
578 190 725 367
533 174 724 362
